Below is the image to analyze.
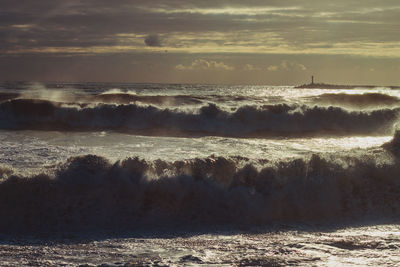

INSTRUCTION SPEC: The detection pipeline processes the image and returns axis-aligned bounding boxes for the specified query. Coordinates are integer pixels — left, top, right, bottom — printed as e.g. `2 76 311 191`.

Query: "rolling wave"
0 99 398 137
90 93 204 105
0 92 20 103
310 93 400 108
0 91 205 106
0 137 399 233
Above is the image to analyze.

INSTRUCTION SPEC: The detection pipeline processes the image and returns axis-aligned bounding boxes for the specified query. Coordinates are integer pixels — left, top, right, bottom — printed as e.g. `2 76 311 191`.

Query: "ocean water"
0 82 400 266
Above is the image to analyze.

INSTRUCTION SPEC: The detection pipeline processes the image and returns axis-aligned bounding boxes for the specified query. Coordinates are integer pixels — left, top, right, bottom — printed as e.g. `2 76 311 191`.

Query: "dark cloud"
1 0 399 55
1 0 400 83
1 0 400 48
144 34 162 47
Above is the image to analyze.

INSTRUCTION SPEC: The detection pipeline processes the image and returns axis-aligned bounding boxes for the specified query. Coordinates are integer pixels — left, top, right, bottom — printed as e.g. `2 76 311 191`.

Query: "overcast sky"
1 0 400 85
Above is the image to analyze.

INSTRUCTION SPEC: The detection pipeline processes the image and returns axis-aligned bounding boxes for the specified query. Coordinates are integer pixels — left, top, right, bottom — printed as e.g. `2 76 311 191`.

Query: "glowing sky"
1 0 400 84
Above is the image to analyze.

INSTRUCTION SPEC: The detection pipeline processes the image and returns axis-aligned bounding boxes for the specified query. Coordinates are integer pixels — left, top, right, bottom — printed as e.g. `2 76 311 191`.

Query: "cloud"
267 61 307 71
144 34 162 47
1 0 400 83
176 59 234 71
267 65 279 71
243 64 261 71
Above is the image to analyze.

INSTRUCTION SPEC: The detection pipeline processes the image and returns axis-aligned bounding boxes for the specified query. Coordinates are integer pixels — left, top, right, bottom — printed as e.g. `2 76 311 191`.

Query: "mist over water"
1 82 400 266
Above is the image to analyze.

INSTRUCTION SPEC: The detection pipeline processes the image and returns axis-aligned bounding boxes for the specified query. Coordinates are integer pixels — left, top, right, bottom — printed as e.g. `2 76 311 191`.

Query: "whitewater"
0 81 399 266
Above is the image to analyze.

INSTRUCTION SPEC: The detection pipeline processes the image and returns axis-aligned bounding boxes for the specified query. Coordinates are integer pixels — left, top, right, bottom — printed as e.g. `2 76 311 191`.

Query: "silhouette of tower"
311 76 314 84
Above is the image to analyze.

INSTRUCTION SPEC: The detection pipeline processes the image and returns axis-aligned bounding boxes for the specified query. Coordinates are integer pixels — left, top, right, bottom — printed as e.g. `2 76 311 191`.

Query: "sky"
1 0 400 85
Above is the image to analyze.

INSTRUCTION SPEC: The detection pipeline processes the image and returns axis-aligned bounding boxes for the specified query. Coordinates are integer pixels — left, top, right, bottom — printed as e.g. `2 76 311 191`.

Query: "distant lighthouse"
311 76 314 85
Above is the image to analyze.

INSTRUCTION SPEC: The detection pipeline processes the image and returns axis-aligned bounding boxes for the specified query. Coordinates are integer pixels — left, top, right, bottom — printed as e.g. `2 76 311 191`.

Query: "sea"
0 81 399 266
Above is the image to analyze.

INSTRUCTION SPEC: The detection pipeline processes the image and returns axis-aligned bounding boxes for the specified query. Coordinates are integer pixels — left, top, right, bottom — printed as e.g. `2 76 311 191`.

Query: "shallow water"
1 224 399 266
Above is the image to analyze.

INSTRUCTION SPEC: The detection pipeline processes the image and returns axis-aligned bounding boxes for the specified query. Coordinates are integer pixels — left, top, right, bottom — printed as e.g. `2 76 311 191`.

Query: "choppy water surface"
0 82 399 265
1 225 399 266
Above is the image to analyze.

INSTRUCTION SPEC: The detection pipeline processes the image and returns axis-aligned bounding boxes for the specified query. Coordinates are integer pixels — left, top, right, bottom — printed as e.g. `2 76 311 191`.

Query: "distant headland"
296 76 400 89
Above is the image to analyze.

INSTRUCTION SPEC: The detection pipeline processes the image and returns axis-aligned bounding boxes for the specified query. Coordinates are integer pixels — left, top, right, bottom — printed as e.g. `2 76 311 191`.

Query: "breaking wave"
0 99 398 137
1 139 400 233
